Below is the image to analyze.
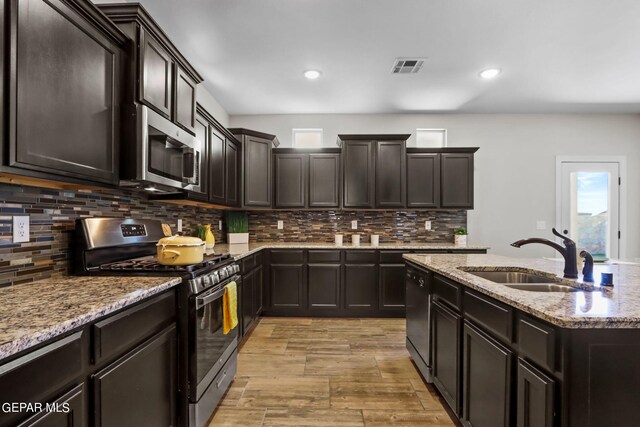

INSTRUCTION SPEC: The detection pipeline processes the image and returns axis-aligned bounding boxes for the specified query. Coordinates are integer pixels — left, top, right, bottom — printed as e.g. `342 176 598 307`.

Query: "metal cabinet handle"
418 278 425 288
216 370 227 389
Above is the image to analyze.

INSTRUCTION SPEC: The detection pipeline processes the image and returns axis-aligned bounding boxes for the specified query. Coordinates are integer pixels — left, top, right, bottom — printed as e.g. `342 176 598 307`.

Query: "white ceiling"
129 0 640 115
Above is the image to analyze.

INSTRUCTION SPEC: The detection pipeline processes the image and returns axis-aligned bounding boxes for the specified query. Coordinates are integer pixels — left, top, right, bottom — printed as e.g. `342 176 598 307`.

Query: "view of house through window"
292 128 323 148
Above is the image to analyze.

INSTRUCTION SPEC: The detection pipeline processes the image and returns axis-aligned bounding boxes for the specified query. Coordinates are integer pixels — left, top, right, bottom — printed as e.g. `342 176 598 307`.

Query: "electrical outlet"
218 220 223 231
351 220 358 230
536 221 547 230
425 221 432 231
13 216 29 243
177 219 183 232
277 220 283 230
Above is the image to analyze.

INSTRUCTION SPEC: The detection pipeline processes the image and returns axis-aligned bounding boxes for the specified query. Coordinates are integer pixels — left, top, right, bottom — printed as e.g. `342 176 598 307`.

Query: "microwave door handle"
182 147 195 182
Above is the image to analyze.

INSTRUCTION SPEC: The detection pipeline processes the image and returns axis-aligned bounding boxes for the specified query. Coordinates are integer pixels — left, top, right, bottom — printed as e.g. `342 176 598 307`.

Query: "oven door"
189 275 240 401
139 105 203 192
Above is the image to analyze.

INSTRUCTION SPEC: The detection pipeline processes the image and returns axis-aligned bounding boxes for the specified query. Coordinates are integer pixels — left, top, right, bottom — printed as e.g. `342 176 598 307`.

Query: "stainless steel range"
75 218 240 427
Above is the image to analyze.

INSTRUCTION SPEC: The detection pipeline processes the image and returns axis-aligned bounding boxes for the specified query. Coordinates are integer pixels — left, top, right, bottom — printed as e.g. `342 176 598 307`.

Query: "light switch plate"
277 220 283 230
13 216 29 243
425 221 432 230
536 221 546 230
351 220 358 230
177 219 183 232
218 220 223 231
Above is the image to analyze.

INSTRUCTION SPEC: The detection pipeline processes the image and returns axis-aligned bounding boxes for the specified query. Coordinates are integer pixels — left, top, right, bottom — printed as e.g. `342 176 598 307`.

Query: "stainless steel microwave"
120 105 203 193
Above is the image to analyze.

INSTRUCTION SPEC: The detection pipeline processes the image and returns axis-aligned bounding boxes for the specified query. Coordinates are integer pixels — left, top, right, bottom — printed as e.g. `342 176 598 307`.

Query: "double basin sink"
460 269 588 292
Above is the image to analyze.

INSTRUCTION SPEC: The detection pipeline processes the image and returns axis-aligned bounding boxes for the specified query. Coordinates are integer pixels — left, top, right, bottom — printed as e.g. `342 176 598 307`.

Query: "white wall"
198 88 229 127
229 113 640 258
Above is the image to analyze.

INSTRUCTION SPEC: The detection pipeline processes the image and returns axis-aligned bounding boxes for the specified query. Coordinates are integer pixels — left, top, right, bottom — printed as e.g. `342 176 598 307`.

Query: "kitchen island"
404 253 640 427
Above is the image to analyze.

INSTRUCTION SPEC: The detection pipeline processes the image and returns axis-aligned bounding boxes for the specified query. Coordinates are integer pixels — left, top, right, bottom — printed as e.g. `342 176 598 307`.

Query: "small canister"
371 235 380 247
352 234 361 247
335 234 344 246
601 272 614 287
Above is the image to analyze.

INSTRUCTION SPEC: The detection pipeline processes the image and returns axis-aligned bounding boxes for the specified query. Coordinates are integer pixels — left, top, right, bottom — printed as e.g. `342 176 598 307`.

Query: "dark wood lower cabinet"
18 384 86 427
308 264 341 312
254 265 264 317
269 264 305 313
344 264 378 311
379 264 406 312
92 326 177 427
431 300 461 415
517 359 555 427
242 269 256 334
461 321 512 427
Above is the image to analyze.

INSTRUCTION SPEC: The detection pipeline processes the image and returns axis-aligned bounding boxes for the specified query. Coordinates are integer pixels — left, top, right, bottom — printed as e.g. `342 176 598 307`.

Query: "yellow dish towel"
223 281 238 334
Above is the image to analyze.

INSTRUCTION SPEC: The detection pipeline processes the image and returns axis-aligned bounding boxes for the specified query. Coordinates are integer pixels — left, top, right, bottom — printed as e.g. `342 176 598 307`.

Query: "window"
292 128 323 148
414 129 447 148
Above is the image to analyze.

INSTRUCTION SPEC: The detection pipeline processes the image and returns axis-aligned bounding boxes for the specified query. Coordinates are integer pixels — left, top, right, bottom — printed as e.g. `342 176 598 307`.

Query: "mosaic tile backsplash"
247 210 466 243
0 183 466 287
0 185 224 287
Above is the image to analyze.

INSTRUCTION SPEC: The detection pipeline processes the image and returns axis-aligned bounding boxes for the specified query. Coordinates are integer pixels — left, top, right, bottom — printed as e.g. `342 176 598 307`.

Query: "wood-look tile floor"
209 318 458 427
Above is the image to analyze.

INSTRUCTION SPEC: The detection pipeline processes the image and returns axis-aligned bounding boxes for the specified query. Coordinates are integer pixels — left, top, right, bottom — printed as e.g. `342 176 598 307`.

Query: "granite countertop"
404 253 640 329
209 242 489 260
0 276 181 361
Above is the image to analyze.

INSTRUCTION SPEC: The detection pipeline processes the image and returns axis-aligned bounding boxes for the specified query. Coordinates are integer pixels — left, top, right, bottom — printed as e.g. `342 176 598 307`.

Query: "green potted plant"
453 227 468 247
225 211 249 244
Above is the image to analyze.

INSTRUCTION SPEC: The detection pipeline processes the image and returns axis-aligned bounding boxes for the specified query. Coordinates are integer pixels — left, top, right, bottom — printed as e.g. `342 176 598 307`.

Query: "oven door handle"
195 275 241 309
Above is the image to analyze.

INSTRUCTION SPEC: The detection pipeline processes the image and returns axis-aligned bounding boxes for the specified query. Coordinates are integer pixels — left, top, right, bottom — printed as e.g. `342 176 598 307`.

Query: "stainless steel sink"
464 270 560 284
503 283 580 292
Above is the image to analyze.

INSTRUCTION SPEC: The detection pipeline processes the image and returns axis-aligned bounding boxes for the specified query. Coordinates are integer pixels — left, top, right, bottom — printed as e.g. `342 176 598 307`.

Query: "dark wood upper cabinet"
225 138 239 206
274 153 307 208
139 30 173 118
441 152 474 208
99 3 203 135
5 0 126 185
229 128 279 208
407 152 440 208
308 153 341 208
208 126 226 205
342 140 375 208
174 66 197 133
376 140 406 207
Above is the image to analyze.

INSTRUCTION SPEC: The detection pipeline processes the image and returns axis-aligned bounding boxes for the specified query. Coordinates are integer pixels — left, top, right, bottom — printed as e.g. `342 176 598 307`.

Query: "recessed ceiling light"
479 68 501 79
304 70 321 80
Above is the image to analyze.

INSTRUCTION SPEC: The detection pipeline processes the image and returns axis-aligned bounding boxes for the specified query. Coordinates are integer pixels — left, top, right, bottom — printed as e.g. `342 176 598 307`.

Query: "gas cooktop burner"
99 254 231 273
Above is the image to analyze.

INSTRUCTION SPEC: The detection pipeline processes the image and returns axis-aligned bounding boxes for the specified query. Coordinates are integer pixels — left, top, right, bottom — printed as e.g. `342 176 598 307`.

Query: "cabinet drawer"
270 250 304 264
433 275 462 310
345 250 377 263
463 291 512 342
0 331 84 426
241 254 256 273
308 250 341 263
92 291 175 364
379 251 405 264
518 316 556 372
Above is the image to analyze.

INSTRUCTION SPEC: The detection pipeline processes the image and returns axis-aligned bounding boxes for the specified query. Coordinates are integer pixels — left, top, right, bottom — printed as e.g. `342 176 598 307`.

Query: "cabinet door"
274 153 307 208
174 66 197 134
270 264 305 312
461 321 512 427
254 265 264 317
208 127 226 205
379 264 406 312
308 264 341 311
18 384 86 427
225 139 239 206
344 264 378 310
243 136 272 207
242 269 255 333
441 153 474 208
308 153 340 208
343 141 375 208
376 141 406 207
92 326 177 427
431 300 461 415
517 359 555 427
9 0 121 183
407 153 440 208
139 29 173 118
192 113 209 198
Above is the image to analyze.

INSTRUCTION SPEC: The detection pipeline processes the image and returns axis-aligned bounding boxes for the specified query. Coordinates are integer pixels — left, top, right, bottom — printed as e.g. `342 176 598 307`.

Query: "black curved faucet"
511 228 578 279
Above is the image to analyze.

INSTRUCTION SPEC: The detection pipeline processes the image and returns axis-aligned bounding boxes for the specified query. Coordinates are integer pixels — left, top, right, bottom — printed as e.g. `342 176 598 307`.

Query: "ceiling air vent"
391 58 426 74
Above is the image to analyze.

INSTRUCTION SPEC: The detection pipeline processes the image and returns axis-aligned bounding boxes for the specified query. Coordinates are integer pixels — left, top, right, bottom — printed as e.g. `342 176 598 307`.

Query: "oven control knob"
232 264 240 274
189 278 202 293
210 272 220 284
219 268 228 279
